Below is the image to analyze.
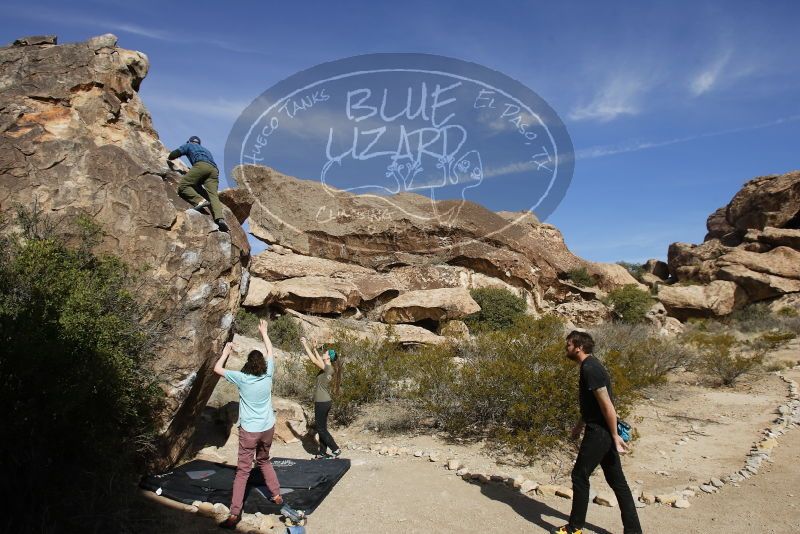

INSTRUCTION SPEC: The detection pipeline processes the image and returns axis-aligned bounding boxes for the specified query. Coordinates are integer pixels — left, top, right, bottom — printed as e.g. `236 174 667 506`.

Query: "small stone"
429 453 441 462
388 446 399 456
520 480 538 494
594 493 617 507
476 474 490 484
640 493 656 505
213 503 229 514
447 459 463 471
710 478 724 488
512 474 525 489
673 498 691 509
682 489 697 498
656 493 678 505
536 484 559 496
556 487 574 499
413 450 423 457
456 468 469 477
700 485 715 494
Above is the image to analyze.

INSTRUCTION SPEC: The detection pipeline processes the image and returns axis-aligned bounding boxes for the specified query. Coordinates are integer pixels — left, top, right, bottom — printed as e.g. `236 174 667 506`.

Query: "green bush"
777 306 799 318
617 261 645 282
753 330 796 350
269 313 302 351
604 285 653 323
591 322 695 397
566 267 598 287
234 308 260 337
464 287 527 332
430 315 578 457
0 209 162 531
685 331 763 386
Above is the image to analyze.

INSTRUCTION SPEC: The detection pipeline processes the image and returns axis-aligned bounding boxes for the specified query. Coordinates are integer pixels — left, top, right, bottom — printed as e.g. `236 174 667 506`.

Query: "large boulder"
716 264 800 302
667 240 731 282
744 227 800 250
218 187 255 225
658 280 746 320
0 35 249 467
726 170 800 232
286 309 446 345
234 165 627 308
718 247 800 280
704 206 741 245
378 287 481 324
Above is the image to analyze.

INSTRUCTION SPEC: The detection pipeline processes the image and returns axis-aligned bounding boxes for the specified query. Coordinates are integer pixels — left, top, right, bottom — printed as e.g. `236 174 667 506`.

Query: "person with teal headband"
300 336 341 459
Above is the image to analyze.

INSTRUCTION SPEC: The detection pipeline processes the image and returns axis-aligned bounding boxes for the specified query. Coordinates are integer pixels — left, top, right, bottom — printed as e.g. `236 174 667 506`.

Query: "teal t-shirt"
224 358 275 433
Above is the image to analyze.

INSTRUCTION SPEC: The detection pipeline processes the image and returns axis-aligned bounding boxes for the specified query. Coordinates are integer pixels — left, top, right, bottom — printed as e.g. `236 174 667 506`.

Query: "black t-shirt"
579 356 613 427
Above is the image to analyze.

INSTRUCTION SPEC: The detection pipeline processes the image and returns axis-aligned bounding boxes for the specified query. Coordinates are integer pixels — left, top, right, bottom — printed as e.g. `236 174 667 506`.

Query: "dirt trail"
139 367 799 533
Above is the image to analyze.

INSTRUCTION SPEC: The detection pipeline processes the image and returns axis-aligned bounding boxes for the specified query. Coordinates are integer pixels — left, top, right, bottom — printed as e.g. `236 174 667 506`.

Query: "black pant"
569 423 642 534
314 401 339 454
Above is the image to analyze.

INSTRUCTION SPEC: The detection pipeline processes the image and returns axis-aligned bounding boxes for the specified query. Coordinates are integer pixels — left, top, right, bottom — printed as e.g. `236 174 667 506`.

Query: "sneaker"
215 218 229 232
551 526 582 534
313 453 332 460
327 448 342 458
218 514 241 529
193 200 211 211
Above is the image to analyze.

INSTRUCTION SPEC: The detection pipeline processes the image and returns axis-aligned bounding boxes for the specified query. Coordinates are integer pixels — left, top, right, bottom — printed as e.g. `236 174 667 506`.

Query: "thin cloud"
144 94 249 120
568 76 648 122
690 50 732 96
576 113 800 159
5 5 264 54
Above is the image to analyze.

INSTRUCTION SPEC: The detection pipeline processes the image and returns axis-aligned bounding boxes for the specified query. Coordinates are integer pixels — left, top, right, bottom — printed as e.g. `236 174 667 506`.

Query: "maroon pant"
230 426 281 516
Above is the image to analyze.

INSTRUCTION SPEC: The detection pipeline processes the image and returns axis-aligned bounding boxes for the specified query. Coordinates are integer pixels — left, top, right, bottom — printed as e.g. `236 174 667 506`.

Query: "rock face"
236 165 638 327
0 35 249 467
660 169 800 319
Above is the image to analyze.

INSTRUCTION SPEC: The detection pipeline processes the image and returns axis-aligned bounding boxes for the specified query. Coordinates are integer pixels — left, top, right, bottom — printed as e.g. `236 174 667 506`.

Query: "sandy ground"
138 362 800 534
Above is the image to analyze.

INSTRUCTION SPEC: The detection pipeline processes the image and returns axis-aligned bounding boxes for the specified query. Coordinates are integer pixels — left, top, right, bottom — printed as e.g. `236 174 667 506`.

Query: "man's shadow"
476 480 612 534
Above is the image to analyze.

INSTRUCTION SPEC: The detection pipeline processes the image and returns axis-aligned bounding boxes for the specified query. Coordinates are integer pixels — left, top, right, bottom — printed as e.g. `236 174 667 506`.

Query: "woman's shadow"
476 480 612 534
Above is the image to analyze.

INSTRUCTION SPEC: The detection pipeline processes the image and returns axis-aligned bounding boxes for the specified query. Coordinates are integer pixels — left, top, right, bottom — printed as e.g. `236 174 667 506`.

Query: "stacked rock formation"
231 164 643 337
657 170 800 320
0 35 249 466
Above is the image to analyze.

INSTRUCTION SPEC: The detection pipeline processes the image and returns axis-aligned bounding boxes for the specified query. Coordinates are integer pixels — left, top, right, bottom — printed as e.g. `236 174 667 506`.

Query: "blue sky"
4 1 799 263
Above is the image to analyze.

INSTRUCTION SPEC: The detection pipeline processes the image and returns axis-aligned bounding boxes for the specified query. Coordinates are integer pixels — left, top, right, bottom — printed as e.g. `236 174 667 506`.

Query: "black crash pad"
140 457 350 514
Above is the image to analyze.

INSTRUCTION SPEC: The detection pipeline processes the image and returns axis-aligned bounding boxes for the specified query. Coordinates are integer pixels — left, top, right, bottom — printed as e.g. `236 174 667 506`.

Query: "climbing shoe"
551 526 582 534
193 200 210 211
218 514 241 529
328 448 342 458
215 218 229 232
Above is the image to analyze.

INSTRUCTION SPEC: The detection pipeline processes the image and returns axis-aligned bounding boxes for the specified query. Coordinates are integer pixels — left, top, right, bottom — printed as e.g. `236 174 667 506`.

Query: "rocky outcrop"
0 35 248 467
236 165 641 328
658 280 746 321
726 170 800 233
237 165 635 300
659 169 800 319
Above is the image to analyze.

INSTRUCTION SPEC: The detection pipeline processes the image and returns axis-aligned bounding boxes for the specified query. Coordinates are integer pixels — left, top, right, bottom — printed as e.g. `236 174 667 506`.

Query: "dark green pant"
178 161 224 220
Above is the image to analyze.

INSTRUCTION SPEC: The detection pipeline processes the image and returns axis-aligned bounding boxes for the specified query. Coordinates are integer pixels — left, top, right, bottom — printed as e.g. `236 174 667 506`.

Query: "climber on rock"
167 135 229 232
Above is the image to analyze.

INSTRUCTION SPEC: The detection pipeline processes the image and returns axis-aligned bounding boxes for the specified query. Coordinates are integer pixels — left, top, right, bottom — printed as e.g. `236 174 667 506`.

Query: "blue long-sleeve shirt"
168 143 217 168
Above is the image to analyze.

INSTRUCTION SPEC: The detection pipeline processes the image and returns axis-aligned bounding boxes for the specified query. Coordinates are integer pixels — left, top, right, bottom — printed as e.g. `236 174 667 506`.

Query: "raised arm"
213 342 233 377
593 386 627 454
300 336 325 370
258 319 273 360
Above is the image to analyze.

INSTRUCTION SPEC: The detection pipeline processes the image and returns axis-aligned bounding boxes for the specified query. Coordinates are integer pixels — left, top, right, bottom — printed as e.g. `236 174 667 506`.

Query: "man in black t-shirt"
551 331 643 534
